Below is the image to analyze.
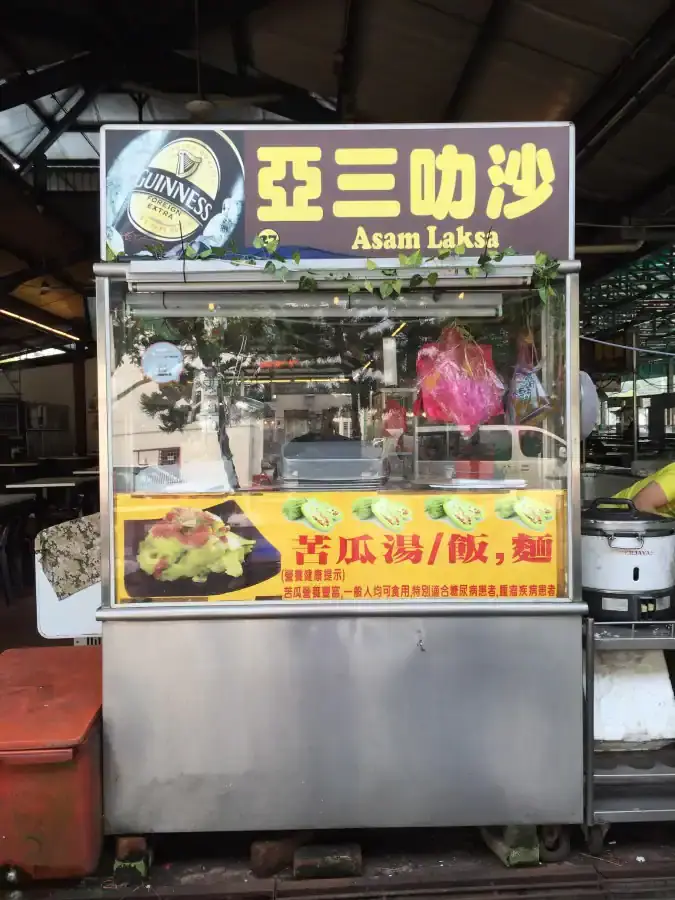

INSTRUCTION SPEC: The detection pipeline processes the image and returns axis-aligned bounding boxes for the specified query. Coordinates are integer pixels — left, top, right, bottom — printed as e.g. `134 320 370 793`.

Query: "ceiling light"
0 347 67 365
0 308 79 341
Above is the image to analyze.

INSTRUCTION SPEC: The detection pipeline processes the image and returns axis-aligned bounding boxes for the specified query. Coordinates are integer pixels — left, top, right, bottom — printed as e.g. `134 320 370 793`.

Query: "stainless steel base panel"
101 609 584 834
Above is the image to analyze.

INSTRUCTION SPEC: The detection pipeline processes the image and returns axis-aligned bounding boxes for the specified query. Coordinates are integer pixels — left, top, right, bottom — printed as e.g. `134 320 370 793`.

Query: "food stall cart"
95 123 584 845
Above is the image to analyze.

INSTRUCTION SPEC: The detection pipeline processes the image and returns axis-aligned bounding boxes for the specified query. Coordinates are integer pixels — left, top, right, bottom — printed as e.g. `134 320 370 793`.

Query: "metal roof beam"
0 34 57 130
0 53 98 112
336 0 366 122
19 87 100 176
444 0 512 121
128 50 336 122
576 4 675 168
624 162 675 215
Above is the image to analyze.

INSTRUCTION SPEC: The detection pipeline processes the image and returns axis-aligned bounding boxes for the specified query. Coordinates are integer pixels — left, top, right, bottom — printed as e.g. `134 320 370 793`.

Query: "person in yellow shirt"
615 462 675 518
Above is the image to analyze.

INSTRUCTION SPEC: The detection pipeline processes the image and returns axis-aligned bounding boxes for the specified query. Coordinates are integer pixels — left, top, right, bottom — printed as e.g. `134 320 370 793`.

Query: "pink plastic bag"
413 326 504 432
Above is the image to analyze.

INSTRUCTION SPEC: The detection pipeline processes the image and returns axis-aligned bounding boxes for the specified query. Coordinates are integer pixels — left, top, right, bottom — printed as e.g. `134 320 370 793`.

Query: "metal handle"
588 498 636 513
608 534 644 549
0 747 74 765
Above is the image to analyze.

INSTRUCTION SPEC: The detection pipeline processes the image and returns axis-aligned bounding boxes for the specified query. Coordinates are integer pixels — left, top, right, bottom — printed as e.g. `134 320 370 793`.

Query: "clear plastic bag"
506 331 551 426
413 326 504 432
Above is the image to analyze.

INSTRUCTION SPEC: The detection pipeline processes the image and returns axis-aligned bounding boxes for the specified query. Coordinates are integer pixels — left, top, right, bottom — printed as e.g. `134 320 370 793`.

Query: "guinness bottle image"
107 129 245 258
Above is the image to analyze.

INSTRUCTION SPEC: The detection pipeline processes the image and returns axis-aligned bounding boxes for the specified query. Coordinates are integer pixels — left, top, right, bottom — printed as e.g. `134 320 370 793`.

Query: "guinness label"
128 137 221 242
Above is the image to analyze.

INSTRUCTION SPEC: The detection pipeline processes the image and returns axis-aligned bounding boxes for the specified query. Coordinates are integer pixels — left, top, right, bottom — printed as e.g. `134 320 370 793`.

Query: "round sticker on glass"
142 342 183 384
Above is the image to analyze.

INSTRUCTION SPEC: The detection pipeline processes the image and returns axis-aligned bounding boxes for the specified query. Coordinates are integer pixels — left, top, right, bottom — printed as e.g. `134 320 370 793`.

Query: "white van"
413 424 567 489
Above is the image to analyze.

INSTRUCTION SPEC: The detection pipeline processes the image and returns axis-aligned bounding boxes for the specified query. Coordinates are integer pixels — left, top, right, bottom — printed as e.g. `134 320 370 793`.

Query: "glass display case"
104 278 572 606
96 259 584 837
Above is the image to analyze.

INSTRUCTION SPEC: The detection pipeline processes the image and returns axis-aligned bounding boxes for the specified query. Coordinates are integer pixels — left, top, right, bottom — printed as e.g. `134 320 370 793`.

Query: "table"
5 477 98 519
5 476 97 504
0 462 38 468
73 468 99 476
5 477 96 491
38 456 93 461
0 493 36 507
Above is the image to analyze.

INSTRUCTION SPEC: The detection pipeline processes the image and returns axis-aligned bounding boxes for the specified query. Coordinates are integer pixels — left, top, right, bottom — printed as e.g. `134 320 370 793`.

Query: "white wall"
0 358 100 455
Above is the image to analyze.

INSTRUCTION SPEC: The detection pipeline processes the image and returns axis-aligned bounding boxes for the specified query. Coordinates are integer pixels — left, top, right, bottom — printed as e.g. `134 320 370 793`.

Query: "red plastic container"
0 646 102 880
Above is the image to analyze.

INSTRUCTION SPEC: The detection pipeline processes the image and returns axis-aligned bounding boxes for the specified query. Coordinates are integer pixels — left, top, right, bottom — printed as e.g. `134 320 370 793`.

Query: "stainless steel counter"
102 604 584 834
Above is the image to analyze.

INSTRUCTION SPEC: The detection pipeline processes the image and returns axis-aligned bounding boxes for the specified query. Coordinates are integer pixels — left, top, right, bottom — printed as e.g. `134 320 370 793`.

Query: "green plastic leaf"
454 243 466 256
538 285 548 305
252 235 263 249
409 274 423 289
198 248 212 259
299 275 318 292
347 282 362 294
503 246 517 256
466 266 483 278
392 279 403 295
535 250 548 267
408 249 423 267
264 260 276 274
437 249 451 260
105 243 116 262
366 258 378 270
398 252 409 267
292 250 301 265
379 281 394 299
364 280 374 293
427 271 438 287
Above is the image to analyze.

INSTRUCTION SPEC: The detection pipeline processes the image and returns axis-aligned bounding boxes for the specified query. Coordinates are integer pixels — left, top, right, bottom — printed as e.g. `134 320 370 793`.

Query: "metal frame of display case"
94 257 586 836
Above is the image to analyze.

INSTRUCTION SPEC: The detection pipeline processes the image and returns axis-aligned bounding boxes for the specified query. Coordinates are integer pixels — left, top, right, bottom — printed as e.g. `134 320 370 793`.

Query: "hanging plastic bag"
580 370 600 439
413 325 504 432
506 330 551 426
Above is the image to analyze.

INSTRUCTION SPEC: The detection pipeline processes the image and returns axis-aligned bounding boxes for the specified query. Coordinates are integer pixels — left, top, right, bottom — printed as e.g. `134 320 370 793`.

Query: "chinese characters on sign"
293 531 553 568
257 143 555 224
282 528 557 600
246 126 570 258
102 124 572 261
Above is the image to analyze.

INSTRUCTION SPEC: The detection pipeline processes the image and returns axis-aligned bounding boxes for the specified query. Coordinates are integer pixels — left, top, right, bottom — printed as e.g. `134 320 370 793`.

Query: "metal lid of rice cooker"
581 498 675 536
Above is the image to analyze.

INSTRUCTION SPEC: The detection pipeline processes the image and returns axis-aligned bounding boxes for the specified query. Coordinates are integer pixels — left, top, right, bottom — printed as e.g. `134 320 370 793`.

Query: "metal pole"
632 329 639 461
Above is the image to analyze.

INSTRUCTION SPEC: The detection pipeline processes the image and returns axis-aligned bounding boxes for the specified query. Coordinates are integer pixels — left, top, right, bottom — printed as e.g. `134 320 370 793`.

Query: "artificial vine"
105 237 560 305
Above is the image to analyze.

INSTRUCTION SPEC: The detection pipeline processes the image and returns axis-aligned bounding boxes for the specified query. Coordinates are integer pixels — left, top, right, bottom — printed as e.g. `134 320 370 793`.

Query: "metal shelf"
594 794 675 823
595 762 675 784
593 622 675 649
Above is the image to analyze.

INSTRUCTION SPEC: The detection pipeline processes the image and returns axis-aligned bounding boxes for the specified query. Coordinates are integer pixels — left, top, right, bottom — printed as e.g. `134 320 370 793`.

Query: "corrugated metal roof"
0 0 671 359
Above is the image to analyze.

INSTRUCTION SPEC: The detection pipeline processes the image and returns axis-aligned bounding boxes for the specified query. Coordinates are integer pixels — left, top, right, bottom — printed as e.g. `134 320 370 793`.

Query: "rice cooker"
581 498 675 621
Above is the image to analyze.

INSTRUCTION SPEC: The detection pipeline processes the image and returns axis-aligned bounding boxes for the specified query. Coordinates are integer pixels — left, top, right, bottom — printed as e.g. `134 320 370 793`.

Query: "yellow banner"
114 490 564 603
